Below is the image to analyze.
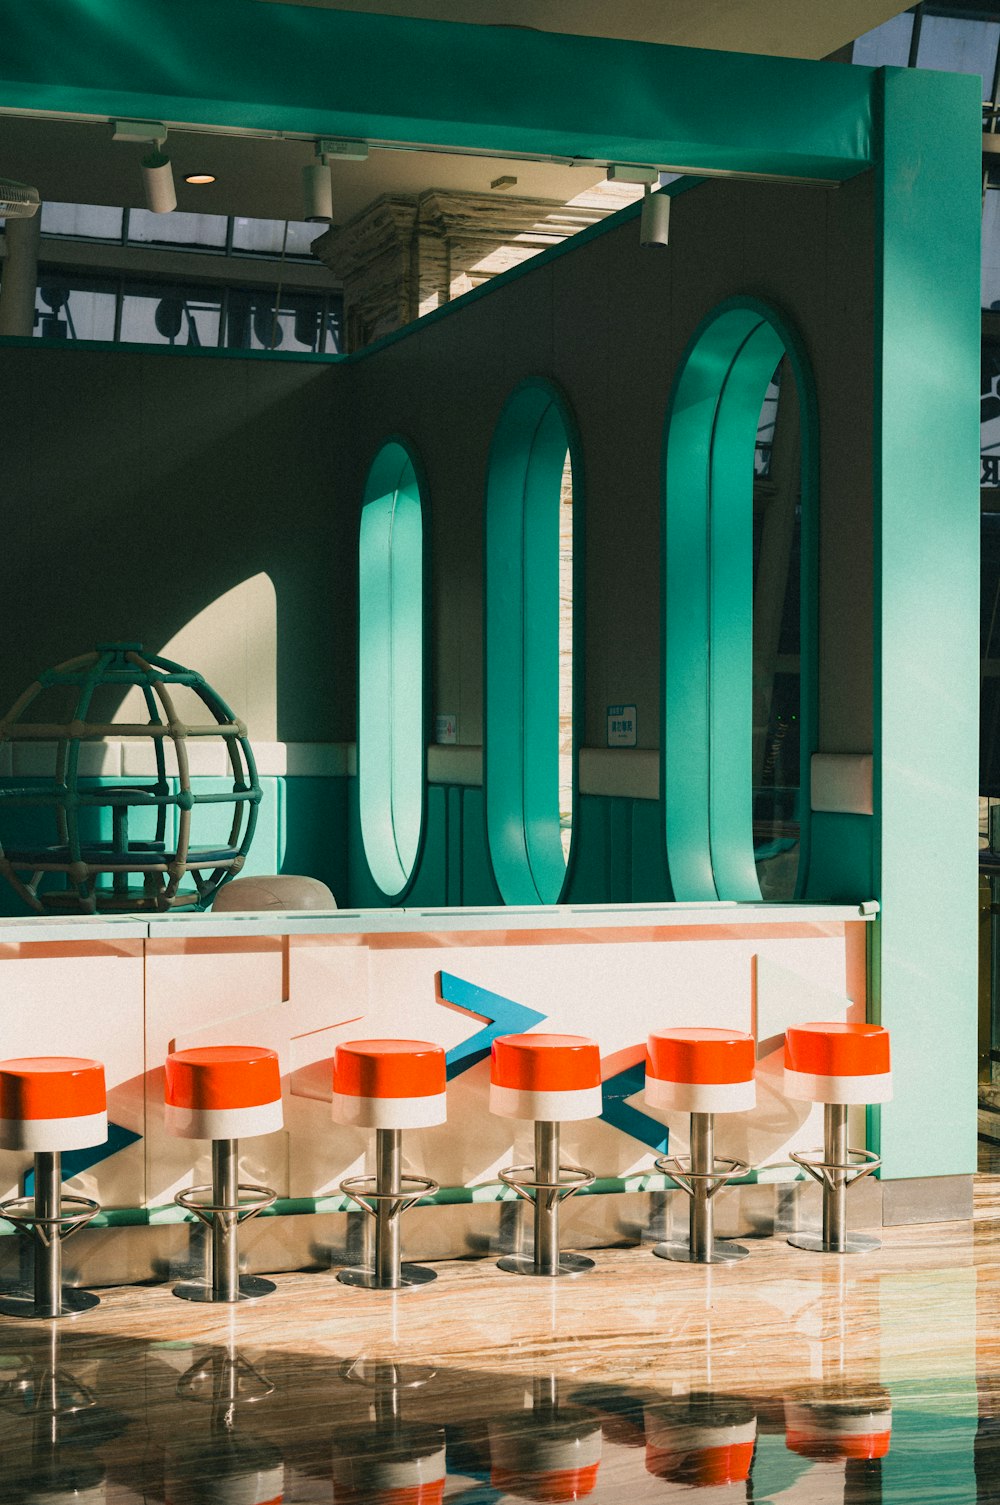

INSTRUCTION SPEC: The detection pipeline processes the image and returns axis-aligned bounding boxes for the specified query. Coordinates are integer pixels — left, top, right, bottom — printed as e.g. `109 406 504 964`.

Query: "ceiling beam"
0 0 874 182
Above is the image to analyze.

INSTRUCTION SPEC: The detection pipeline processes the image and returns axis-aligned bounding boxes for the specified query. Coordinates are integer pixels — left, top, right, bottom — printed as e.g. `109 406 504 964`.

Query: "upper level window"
485 380 579 905
358 440 426 898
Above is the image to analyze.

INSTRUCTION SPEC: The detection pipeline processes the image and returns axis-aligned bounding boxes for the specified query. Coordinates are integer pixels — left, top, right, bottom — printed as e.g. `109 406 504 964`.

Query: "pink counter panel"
0 903 874 1283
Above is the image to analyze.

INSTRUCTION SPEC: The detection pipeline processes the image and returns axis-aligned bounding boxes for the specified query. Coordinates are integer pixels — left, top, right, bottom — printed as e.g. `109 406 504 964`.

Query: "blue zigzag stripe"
438 971 546 1079
600 1061 670 1154
24 1121 142 1194
438 970 668 1152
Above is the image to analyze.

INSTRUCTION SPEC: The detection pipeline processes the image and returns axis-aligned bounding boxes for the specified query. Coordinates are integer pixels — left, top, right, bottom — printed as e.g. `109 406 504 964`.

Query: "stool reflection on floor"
165 1044 282 1303
0 1056 107 1319
489 1032 602 1278
645 1028 755 1265
783 1022 891 1255
332 1038 446 1291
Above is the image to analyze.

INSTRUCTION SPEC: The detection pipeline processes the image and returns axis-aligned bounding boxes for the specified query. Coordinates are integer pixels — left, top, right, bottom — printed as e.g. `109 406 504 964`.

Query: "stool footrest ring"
0 1194 100 1248
499 1163 595 1210
339 1173 438 1223
174 1182 277 1228
653 1154 749 1200
789 1147 881 1192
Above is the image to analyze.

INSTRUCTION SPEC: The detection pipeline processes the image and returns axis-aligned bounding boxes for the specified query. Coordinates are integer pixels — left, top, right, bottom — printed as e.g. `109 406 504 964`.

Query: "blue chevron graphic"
437 970 668 1153
24 1121 142 1195
437 971 546 1079
600 1060 669 1154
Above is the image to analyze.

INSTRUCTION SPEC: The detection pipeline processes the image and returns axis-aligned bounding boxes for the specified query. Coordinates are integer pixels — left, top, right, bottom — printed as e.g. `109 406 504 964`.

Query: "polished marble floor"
2 1187 1000 1503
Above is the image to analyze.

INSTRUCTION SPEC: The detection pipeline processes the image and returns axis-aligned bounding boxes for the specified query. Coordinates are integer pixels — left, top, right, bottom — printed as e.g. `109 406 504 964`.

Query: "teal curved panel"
485 381 579 905
358 439 425 898
662 298 818 902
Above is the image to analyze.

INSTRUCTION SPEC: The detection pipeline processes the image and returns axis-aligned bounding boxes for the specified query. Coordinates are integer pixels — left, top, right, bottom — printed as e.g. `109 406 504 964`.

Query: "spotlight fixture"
0 178 40 218
112 119 176 214
184 173 216 186
303 145 334 223
639 185 671 248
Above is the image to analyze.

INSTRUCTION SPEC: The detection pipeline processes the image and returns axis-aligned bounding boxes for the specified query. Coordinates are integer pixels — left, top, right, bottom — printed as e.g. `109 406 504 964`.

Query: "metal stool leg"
653 1112 750 1265
173 1138 278 1303
788 1104 881 1255
0 1152 101 1319
498 1121 596 1278
338 1128 438 1290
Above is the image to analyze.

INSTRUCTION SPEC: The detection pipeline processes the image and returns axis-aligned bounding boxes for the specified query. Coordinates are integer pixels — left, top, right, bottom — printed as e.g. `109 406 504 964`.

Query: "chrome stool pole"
173 1135 278 1303
497 1120 596 1278
653 1113 750 1265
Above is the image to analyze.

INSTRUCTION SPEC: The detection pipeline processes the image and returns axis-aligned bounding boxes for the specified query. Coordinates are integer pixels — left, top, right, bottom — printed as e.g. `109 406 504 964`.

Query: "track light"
142 148 176 214
303 148 334 223
112 120 176 214
640 185 671 248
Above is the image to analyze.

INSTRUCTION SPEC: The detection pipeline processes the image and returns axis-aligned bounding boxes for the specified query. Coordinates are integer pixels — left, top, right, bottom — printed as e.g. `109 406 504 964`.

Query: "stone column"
0 210 41 337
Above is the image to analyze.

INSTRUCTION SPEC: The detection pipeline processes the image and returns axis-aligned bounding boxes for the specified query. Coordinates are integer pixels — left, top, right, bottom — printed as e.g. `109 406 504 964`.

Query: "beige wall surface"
0 347 351 743
0 173 874 758
344 173 875 756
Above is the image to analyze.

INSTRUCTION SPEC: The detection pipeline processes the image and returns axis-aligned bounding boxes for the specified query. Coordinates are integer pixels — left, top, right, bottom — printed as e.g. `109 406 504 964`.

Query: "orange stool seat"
645 1028 756 1115
332 1039 447 1129
0 1057 107 1153
644 1397 757 1486
784 1022 892 1105
490 1413 602 1502
785 1390 892 1461
332 1424 446 1504
490 1033 602 1122
165 1045 283 1140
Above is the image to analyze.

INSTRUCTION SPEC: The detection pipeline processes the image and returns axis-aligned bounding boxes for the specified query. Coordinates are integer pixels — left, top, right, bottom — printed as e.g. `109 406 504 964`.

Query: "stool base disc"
337 1263 437 1291
787 1231 881 1255
0 1287 100 1320
652 1239 750 1265
497 1252 596 1278
172 1275 277 1304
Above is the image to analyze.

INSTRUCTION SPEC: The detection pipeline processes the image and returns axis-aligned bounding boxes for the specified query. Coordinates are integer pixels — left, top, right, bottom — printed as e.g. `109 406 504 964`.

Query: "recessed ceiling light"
184 172 216 185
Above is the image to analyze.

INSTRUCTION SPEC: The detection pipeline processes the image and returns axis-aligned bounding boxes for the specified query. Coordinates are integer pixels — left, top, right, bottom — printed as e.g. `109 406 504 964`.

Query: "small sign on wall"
607 704 637 747
435 713 458 745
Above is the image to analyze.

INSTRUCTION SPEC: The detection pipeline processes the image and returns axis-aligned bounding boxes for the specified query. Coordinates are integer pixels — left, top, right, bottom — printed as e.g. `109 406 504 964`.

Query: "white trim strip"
164 1099 283 1140
0 1110 108 1153
644 1077 756 1115
489 1082 603 1122
644 1421 757 1451
331 1090 447 1129
783 1068 892 1105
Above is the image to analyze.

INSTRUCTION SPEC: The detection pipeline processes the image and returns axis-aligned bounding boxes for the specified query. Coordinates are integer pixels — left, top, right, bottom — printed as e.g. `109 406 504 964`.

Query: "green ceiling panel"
0 0 873 180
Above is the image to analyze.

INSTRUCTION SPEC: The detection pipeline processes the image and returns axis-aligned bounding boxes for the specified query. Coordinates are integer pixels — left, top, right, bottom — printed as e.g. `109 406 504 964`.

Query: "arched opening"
358 439 426 898
662 298 817 902
485 380 580 905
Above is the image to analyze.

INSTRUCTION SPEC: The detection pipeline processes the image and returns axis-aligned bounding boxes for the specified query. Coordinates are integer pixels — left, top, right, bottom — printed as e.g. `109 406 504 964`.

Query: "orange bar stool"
785 1386 892 1462
645 1028 755 1265
165 1044 282 1303
332 1038 447 1291
490 1032 602 1278
490 1376 602 1502
0 1056 107 1319
644 1394 757 1489
783 1022 891 1255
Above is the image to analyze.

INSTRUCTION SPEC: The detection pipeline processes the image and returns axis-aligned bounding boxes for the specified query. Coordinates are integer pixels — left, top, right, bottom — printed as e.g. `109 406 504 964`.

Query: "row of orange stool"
0 1020 891 1316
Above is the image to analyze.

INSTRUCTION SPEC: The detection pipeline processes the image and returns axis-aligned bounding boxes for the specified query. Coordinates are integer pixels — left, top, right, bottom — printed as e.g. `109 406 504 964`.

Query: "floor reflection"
0 1320 996 1503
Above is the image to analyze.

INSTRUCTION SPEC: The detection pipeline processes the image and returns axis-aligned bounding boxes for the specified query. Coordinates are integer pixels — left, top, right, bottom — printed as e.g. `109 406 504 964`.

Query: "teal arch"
485 379 582 906
662 297 818 901
358 438 426 898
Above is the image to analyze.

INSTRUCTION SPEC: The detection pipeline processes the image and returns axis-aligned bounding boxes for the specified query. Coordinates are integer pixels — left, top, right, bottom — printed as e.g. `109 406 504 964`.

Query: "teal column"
873 67 982 1179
